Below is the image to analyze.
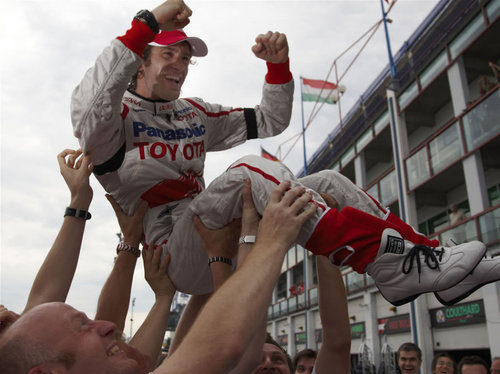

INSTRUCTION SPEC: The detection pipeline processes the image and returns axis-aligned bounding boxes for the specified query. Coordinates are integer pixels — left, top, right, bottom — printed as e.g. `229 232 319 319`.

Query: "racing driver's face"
137 42 191 101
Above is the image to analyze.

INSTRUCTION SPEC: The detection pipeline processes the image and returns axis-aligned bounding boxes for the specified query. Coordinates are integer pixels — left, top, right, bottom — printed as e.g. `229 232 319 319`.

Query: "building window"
374 111 389 135
429 122 463 174
380 169 398 206
398 80 418 110
366 184 379 201
292 263 304 286
341 146 355 168
277 272 287 300
449 13 486 60
312 257 318 285
488 185 500 207
428 211 449 234
486 0 500 22
406 147 430 190
356 128 374 153
479 207 500 244
287 247 296 269
346 271 365 293
419 50 448 90
462 91 500 152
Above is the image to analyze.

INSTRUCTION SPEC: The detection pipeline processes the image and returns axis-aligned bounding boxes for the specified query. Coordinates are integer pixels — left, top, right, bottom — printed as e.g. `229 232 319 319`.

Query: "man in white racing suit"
71 0 293 294
72 0 494 306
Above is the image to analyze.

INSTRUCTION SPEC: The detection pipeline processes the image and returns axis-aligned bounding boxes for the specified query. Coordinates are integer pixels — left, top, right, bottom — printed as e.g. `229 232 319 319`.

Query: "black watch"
134 9 159 34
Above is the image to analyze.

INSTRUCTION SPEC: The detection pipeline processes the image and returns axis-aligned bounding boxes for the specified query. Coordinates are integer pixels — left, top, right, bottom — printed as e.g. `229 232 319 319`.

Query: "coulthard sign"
430 300 485 328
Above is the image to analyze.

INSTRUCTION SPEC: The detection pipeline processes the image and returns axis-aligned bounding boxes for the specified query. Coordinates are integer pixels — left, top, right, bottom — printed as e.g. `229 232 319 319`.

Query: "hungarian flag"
261 146 279 162
302 78 339 104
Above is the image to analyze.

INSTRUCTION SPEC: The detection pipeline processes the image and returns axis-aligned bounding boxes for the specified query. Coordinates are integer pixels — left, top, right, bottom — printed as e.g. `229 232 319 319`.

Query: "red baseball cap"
149 29 208 57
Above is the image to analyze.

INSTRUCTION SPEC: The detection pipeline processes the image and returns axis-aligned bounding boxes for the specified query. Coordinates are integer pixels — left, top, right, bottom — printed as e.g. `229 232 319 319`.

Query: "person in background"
293 349 316 374
397 342 422 374
432 352 456 374
449 205 466 226
458 356 489 374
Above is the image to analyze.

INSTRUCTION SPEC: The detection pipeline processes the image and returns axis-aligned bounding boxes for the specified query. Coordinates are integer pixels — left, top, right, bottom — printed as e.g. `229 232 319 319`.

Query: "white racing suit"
71 19 426 296
71 19 295 294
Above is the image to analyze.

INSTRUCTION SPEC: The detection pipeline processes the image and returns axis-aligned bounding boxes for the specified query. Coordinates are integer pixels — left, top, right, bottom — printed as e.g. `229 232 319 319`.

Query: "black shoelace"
402 245 445 282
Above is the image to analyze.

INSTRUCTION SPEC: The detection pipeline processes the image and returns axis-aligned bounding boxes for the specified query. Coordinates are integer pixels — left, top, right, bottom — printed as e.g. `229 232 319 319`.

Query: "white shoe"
366 229 486 306
435 254 500 305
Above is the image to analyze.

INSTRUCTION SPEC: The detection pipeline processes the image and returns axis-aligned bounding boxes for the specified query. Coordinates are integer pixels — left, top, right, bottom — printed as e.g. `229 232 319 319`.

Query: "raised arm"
315 192 350 373
157 181 317 374
129 245 176 368
203 30 293 153
168 200 241 357
94 195 148 331
23 149 93 313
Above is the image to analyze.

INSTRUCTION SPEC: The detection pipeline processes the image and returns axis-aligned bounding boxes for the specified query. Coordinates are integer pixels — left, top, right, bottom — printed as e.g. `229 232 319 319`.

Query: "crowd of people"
1 0 499 372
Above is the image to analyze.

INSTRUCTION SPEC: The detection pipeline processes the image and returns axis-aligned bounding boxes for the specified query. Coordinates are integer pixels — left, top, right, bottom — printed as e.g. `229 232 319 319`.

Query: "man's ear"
28 363 63 374
137 65 145 79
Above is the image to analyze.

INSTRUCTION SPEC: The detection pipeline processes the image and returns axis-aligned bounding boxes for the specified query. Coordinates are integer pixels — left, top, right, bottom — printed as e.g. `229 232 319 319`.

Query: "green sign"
430 300 485 328
295 332 307 344
351 322 365 339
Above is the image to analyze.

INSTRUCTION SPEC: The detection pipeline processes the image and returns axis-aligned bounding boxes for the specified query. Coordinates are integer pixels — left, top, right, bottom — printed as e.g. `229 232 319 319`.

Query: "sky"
0 0 440 339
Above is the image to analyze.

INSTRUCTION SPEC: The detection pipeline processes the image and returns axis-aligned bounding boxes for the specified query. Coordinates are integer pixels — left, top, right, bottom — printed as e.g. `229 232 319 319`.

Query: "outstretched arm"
129 245 175 368
24 149 93 313
157 181 317 374
315 193 350 373
95 195 148 332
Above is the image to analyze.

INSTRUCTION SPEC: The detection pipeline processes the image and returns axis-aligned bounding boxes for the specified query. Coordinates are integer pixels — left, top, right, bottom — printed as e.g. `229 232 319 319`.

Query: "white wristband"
239 235 256 245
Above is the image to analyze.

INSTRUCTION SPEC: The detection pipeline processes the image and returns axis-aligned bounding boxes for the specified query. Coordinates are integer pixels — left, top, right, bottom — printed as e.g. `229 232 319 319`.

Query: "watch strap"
64 207 91 220
208 256 232 266
116 242 141 258
134 9 159 34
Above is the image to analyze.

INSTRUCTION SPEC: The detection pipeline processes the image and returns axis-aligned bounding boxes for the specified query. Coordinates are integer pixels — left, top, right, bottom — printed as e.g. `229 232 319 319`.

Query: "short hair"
129 45 153 91
458 356 488 373
265 333 293 372
397 342 422 361
293 349 317 370
0 336 75 373
432 353 456 373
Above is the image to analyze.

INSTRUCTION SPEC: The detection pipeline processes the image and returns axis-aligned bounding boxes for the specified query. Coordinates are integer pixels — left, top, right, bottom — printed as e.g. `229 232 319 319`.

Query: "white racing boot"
435 249 500 305
366 229 486 306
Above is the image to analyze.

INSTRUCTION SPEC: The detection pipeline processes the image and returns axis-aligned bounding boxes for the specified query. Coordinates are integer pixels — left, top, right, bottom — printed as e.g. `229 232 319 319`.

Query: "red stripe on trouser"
230 163 326 211
305 207 389 273
305 208 439 273
360 188 389 214
386 212 439 247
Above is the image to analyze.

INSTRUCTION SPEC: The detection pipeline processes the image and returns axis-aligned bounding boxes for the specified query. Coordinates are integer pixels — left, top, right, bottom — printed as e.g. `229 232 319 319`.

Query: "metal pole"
380 0 397 78
300 76 308 175
380 0 420 355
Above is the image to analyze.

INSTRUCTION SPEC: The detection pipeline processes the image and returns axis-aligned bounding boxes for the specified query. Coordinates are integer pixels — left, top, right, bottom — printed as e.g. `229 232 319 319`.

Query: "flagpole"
380 0 421 360
300 76 308 175
380 0 396 78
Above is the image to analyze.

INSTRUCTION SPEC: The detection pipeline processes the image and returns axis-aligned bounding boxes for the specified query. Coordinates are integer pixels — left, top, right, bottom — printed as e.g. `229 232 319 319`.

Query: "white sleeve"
71 39 141 165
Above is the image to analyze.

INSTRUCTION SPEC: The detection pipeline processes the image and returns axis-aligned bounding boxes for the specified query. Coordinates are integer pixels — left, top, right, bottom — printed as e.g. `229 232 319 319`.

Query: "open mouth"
106 344 121 357
165 75 181 84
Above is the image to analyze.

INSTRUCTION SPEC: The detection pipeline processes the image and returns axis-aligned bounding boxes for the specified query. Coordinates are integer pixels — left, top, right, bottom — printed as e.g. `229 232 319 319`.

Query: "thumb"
251 43 263 55
106 194 124 216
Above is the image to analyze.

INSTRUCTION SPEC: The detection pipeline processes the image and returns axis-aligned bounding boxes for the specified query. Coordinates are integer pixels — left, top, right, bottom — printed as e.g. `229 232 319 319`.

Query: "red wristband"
116 18 156 57
265 59 292 84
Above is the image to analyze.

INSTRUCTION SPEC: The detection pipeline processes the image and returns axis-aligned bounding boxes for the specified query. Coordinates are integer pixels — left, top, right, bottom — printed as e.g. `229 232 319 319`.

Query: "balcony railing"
430 204 500 248
404 87 499 193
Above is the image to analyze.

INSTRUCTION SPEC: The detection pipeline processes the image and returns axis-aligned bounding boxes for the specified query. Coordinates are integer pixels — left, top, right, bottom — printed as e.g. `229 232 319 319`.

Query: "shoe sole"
380 246 487 306
434 276 499 306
